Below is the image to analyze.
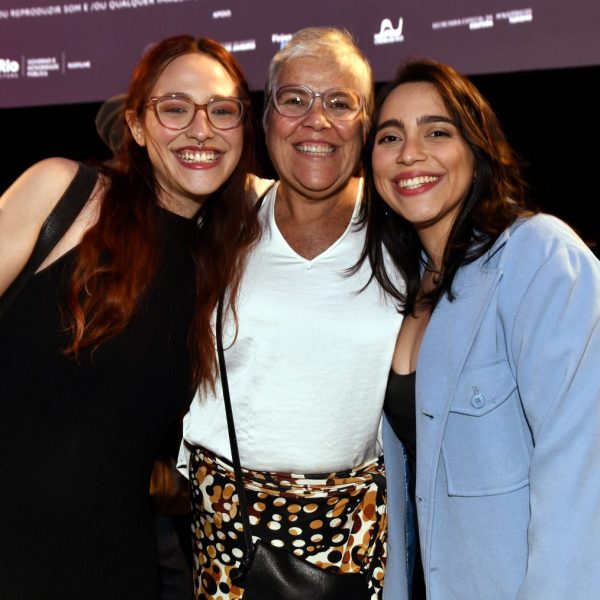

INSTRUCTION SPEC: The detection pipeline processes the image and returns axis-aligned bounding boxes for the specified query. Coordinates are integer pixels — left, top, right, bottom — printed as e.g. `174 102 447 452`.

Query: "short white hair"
263 27 373 134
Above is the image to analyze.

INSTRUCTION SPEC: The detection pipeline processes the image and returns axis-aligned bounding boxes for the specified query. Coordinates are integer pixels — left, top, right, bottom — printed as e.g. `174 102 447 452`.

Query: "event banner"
1 0 599 108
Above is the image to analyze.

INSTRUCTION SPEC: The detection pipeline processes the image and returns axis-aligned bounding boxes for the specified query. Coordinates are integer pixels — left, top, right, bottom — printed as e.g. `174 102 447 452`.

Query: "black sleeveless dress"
0 208 197 599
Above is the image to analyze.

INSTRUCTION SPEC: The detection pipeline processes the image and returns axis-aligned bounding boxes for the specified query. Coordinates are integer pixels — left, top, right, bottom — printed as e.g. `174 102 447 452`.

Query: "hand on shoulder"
247 173 275 202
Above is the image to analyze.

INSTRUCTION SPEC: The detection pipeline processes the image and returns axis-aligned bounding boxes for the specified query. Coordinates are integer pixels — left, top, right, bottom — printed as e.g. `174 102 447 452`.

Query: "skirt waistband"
187 444 385 497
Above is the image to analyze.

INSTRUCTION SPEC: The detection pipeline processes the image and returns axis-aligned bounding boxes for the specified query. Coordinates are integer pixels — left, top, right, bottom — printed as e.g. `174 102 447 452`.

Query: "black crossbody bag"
215 296 373 600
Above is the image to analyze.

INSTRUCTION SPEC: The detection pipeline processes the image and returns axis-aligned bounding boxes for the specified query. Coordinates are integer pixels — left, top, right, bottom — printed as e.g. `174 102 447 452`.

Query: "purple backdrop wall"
1 0 600 108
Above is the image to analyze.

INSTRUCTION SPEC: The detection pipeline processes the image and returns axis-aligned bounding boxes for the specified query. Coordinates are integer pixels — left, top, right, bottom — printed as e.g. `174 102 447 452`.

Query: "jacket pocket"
441 359 532 496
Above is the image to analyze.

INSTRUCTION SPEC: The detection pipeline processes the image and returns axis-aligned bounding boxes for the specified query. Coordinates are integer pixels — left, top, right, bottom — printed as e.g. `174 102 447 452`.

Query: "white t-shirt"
181 180 403 473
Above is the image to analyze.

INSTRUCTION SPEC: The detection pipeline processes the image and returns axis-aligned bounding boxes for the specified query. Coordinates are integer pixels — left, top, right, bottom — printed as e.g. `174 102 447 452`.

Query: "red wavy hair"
64 35 261 389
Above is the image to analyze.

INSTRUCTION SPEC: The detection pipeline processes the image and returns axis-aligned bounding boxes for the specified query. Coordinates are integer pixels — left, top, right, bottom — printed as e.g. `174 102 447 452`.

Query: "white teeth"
398 175 438 189
178 150 220 163
295 143 335 155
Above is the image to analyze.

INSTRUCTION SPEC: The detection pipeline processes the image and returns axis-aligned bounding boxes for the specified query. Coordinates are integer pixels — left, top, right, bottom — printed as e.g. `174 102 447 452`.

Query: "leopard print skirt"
189 446 387 600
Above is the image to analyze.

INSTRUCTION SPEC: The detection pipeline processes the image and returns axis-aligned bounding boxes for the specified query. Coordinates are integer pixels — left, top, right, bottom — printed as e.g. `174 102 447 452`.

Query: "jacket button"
470 386 486 409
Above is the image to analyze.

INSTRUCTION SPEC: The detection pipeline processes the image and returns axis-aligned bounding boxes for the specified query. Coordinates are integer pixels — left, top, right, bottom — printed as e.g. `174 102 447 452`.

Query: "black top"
384 370 427 599
383 370 417 476
0 208 197 599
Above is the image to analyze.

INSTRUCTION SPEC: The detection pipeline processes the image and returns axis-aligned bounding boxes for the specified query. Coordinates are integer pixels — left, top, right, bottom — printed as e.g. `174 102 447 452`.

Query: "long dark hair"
357 59 534 314
64 35 261 389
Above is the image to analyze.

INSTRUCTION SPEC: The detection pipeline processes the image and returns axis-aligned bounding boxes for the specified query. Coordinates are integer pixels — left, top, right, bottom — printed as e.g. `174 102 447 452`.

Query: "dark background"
2 64 599 254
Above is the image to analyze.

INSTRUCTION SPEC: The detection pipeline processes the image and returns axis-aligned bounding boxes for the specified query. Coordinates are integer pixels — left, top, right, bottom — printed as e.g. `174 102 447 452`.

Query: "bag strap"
216 294 255 563
0 162 98 319
214 181 275 562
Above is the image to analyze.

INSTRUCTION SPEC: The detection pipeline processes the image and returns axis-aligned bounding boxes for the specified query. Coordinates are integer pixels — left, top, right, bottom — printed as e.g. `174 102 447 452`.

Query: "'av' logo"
374 18 405 45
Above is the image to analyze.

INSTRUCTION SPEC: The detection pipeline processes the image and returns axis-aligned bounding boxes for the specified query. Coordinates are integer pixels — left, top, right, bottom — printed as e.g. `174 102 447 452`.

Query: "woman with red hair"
0 34 261 598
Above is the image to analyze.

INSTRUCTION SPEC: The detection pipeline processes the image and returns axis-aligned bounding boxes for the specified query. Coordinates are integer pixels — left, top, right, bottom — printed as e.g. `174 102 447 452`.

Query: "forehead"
151 52 237 99
379 81 448 121
278 56 360 92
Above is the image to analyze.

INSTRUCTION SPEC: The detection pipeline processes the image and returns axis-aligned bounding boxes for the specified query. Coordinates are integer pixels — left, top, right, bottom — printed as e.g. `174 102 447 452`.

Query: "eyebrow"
376 114 455 132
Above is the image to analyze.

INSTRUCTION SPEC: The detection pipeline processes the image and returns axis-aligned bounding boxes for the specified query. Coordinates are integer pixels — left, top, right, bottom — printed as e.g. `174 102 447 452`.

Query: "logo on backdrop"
374 18 404 45
0 58 20 78
26 56 60 78
271 33 293 49
221 39 256 53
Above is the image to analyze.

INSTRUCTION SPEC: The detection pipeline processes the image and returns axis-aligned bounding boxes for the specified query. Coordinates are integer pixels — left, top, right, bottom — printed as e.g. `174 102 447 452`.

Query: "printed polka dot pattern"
189 448 387 600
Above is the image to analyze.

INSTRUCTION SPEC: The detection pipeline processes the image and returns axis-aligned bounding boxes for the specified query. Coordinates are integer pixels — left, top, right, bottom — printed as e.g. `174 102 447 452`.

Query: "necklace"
424 264 442 275
423 263 442 287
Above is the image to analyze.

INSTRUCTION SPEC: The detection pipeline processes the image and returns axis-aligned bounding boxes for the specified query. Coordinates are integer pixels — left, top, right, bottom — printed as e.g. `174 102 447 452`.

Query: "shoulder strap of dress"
35 162 98 254
0 162 98 319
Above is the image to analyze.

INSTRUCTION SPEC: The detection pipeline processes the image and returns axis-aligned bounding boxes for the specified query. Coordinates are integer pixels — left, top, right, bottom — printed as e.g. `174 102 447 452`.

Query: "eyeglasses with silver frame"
147 93 245 130
272 84 362 121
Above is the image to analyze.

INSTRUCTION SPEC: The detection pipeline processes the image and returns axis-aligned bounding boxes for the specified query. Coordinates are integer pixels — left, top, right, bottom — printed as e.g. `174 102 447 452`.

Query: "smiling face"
372 81 475 249
127 52 243 215
265 56 364 202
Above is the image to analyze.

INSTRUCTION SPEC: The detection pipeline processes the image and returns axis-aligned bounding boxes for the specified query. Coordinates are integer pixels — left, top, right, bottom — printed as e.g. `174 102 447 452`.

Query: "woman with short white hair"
182 26 404 600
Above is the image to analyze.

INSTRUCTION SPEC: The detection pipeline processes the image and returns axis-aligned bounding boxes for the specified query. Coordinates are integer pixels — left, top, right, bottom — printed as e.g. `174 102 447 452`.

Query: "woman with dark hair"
359 59 600 599
0 34 261 599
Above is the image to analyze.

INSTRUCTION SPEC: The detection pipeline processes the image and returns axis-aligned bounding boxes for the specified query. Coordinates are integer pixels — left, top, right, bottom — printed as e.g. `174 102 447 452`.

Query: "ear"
126 109 146 147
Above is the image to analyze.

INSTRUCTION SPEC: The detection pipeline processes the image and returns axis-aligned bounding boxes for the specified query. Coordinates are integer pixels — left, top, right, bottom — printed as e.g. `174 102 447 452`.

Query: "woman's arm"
502 216 600 599
0 157 100 295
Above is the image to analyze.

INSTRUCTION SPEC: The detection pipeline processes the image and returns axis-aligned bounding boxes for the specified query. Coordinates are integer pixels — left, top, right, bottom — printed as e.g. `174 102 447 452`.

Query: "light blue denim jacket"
384 215 600 600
